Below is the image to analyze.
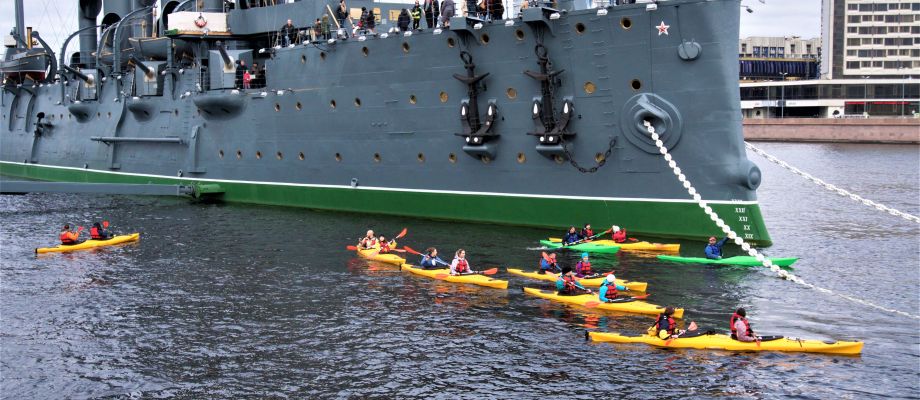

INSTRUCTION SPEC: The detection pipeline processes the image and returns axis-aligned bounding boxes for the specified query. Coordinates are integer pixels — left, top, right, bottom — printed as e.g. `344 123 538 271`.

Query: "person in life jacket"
377 235 396 253
562 226 582 245
450 249 475 275
555 266 591 296
730 307 758 342
598 273 628 302
579 224 594 241
539 253 560 274
420 247 449 269
705 236 729 259
611 225 627 243
358 230 377 249
651 306 679 339
410 0 422 30
89 222 111 240
60 224 81 245
574 253 595 278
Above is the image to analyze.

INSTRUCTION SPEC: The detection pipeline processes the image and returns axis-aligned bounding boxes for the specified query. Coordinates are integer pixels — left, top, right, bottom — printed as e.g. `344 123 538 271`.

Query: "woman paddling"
450 249 477 276
420 247 449 269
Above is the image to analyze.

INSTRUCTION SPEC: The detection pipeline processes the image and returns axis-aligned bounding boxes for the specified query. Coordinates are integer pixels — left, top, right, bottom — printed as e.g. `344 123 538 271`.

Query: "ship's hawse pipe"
129 55 153 77
62 65 92 83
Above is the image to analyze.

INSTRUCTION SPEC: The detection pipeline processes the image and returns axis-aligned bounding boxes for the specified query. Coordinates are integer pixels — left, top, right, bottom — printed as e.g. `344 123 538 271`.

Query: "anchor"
453 51 499 160
524 43 574 159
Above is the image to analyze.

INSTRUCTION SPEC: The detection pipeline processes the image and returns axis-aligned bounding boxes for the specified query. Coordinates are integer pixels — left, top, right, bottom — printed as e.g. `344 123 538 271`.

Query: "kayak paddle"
393 227 408 240
665 321 698 346
402 246 422 256
102 221 109 228
433 268 498 279
346 245 358 251
583 293 650 308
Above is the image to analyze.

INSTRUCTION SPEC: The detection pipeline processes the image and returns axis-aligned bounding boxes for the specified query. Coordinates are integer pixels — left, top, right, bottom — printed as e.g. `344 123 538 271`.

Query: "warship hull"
1 0 772 244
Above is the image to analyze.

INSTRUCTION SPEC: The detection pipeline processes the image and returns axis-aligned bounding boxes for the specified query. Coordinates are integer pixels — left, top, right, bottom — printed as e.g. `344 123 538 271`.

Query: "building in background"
739 36 821 81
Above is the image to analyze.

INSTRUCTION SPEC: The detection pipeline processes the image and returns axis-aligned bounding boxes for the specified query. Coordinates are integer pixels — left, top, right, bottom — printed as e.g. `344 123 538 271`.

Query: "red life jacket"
379 241 390 253
581 228 594 240
612 229 627 243
90 226 103 240
562 274 578 291
60 231 77 244
576 261 592 276
730 313 753 336
654 314 676 334
454 258 470 274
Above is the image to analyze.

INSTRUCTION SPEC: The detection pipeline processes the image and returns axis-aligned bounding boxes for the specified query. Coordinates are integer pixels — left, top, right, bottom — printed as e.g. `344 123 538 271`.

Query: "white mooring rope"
643 121 920 320
745 142 920 224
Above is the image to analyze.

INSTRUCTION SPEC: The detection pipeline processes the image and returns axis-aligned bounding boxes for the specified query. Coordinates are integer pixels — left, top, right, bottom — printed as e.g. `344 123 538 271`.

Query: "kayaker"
540 253 561 274
420 247 449 269
611 225 627 243
563 226 582 245
580 224 594 241
651 306 679 339
730 307 758 342
89 222 111 240
574 253 595 278
598 274 628 302
556 266 592 296
705 236 729 259
377 235 396 253
358 230 377 249
59 224 81 245
450 249 475 275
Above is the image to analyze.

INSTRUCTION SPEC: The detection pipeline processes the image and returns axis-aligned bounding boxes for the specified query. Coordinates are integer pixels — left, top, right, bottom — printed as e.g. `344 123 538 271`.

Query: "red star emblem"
656 21 670 36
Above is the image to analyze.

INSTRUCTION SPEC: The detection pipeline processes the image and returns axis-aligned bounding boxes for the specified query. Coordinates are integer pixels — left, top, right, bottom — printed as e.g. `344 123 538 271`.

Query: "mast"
14 0 26 46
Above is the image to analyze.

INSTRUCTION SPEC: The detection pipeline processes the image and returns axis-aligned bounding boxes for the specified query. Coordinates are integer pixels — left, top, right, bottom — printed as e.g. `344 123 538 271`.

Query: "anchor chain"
746 142 920 224
559 134 617 174
644 120 920 320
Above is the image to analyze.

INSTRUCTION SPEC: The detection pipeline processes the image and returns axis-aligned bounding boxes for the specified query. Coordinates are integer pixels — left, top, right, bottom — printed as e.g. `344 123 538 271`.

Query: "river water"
1 142 918 398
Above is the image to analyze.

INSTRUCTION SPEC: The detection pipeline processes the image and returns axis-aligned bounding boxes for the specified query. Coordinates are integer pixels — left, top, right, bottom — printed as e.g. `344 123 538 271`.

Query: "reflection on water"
1 142 918 397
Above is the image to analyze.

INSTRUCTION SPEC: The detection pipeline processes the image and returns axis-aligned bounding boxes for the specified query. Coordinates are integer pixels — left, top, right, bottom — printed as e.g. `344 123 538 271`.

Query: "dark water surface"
2 142 918 398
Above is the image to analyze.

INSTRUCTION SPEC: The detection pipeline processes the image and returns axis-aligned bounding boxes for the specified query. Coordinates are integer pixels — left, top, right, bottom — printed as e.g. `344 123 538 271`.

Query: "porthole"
439 91 448 103
620 17 632 30
575 22 586 34
517 152 527 163
417 153 425 162
631 79 642 91
218 150 224 159
361 46 369 57
296 102 302 111
330 100 337 109
276 151 283 160
256 151 263 159
373 153 381 162
448 153 457 163
402 42 410 53
107 112 112 119
554 154 565 164
298 152 305 160
447 37 456 48
274 103 281 112
236 150 242 159
515 29 524 40
584 81 596 94
320 52 327 60
97 112 101 118
335 153 342 161
354 98 362 107
409 94 417 104
481 155 492 164
506 88 517 99
174 109 179 116
480 33 490 45
301 55 306 64
595 153 605 163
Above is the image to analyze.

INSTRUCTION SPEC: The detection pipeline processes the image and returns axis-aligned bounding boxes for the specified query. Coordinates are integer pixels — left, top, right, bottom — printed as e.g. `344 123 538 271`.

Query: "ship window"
236 150 242 159
402 42 410 53
299 152 305 160
219 150 224 159
447 37 456 48
330 100 337 109
362 46 369 57
335 153 342 161
584 81 596 94
374 153 381 162
517 152 527 163
575 22 586 34
276 151 283 160
301 55 306 64
417 153 425 162
275 103 281 112
631 79 642 91
439 91 448 103
506 88 517 99
620 17 632 30
296 102 302 111
448 153 457 163
256 151 263 159
354 98 362 107
480 33 490 45
409 94 417 104
515 29 524 40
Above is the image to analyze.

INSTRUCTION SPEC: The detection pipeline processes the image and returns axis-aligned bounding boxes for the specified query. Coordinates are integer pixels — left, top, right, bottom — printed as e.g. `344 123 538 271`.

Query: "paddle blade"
102 221 109 228
631 293 650 300
77 226 84 232
394 227 408 239
481 268 498 275
629 238 638 242
346 245 358 251
688 321 698 331
434 273 449 280
583 301 600 308
389 248 406 253
402 246 422 255
541 252 551 262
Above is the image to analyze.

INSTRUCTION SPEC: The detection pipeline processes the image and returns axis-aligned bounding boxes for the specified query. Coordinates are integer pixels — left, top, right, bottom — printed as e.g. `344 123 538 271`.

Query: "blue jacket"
598 281 628 302
705 237 729 259
563 232 582 245
540 258 560 273
420 255 448 269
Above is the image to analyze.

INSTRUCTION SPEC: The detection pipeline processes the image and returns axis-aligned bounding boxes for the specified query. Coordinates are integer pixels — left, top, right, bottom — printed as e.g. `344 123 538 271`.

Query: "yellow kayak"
401 264 508 289
506 268 647 292
35 233 140 254
356 243 405 266
587 331 863 355
548 237 679 252
522 287 682 317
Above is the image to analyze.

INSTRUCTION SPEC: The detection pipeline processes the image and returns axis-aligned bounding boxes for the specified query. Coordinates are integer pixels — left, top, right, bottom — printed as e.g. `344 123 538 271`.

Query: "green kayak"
539 240 620 254
656 255 797 268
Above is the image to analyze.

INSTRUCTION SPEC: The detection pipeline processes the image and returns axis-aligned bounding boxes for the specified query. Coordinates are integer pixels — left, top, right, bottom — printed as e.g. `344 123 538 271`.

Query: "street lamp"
779 72 788 118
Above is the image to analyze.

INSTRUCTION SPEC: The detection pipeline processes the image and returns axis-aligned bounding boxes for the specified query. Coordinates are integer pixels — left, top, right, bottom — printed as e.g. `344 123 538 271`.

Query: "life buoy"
195 15 208 28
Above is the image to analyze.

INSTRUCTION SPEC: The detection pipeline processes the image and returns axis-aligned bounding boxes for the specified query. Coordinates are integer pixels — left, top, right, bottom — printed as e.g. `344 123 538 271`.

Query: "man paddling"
60 224 81 245
705 236 729 259
556 266 592 296
358 230 377 249
562 226 582 245
540 253 561 274
89 222 112 240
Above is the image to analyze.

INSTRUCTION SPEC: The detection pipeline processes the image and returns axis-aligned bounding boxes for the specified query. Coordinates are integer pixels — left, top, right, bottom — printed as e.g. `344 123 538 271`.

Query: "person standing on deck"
411 1 422 30
424 0 440 28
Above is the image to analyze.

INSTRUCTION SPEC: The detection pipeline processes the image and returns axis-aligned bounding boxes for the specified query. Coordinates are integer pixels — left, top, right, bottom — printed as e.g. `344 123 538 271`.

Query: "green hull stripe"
0 162 773 245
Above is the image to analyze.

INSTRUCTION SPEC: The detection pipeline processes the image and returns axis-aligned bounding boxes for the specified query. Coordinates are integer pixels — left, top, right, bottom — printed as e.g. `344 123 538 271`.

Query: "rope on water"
746 142 920 224
643 120 920 320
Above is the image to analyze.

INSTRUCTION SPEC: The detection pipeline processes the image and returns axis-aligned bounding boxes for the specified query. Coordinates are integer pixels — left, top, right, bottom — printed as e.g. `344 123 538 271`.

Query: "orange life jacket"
60 231 78 244
612 229 627 243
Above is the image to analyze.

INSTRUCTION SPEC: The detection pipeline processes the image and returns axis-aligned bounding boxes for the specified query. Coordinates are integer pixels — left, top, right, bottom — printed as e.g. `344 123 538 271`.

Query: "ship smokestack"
78 0 102 66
